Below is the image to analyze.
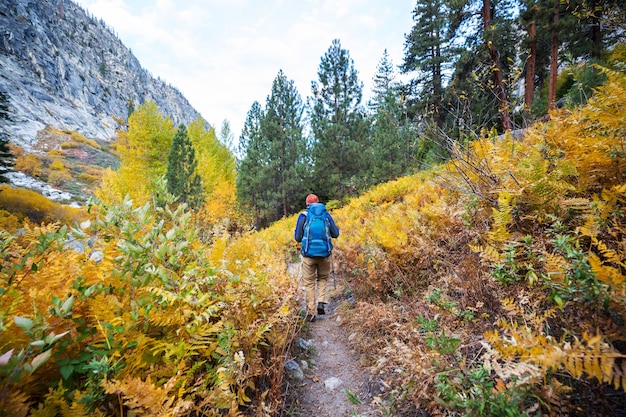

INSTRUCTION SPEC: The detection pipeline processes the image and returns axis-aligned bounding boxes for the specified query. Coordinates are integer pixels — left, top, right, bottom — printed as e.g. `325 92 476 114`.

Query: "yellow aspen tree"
97 102 175 205
187 116 237 220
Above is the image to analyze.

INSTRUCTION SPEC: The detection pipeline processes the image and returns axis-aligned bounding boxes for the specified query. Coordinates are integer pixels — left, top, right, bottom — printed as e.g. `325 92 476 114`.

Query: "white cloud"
75 0 416 141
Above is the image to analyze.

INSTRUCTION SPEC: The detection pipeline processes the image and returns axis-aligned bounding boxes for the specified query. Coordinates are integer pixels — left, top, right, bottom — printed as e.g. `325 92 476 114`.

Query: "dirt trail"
287 263 382 417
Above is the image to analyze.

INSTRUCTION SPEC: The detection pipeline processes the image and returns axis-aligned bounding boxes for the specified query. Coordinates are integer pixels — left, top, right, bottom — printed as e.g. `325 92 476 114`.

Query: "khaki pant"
301 256 331 315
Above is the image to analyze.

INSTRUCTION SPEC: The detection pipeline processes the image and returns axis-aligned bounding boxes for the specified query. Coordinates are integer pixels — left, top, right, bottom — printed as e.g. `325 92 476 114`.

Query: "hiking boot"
317 302 326 315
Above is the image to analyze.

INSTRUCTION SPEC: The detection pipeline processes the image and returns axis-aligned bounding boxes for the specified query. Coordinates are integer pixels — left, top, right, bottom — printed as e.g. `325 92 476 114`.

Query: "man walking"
294 194 340 322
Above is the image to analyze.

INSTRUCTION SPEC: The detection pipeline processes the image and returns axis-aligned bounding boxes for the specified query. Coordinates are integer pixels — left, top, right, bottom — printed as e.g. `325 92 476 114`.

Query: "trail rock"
296 337 312 350
324 377 342 390
284 359 305 381
89 250 104 263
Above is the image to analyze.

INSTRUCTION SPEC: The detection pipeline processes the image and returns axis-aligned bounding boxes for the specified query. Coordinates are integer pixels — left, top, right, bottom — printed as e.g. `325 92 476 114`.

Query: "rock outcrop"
0 0 202 149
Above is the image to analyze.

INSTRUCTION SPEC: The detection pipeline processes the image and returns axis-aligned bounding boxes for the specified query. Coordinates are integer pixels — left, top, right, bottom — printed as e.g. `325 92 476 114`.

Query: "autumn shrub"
0 180 297 416
0 209 20 233
47 160 72 187
333 172 473 301
49 159 66 171
0 185 82 225
70 131 100 149
14 153 43 177
191 180 251 244
9 143 24 158
78 172 100 183
60 141 79 149
46 149 65 157
81 164 104 177
323 69 626 416
451 71 626 411
47 170 72 187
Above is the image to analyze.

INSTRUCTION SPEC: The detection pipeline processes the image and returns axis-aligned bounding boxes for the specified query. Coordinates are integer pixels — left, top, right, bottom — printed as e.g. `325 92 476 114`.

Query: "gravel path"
295 300 381 417
287 262 382 417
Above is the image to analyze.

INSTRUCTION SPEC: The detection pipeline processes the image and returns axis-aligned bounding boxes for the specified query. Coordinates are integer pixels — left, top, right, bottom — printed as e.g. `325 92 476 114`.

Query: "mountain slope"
0 0 202 149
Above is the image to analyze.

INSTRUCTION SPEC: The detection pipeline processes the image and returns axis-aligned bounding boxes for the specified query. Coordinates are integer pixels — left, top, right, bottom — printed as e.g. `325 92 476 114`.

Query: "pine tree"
236 71 307 227
236 101 269 226
520 0 542 115
166 124 204 209
310 39 369 201
368 52 416 184
481 0 513 130
441 0 519 135
0 91 13 183
520 0 564 115
262 70 307 219
518 0 623 116
562 0 625 60
369 50 400 111
547 0 561 111
401 0 451 127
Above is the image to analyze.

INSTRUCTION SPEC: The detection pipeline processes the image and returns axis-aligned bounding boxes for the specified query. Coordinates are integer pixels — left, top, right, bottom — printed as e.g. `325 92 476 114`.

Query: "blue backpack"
302 203 333 257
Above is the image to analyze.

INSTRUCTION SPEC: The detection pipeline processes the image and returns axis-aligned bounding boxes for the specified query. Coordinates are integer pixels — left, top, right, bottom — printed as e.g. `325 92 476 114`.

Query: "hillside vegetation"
330 68 626 416
0 69 625 416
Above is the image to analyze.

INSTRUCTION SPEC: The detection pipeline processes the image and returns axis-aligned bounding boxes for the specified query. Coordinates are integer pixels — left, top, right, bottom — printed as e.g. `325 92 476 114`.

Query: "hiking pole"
296 254 303 305
331 253 336 289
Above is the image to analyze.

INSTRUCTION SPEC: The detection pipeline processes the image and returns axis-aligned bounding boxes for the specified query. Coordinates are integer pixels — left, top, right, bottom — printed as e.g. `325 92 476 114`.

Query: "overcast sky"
74 0 416 143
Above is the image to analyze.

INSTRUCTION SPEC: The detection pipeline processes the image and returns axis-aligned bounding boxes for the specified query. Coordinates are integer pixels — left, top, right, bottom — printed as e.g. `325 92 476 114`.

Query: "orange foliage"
0 184 297 416
14 154 43 177
0 185 83 225
261 69 626 415
0 209 20 233
95 101 175 206
60 141 79 149
1 66 622 417
47 159 72 186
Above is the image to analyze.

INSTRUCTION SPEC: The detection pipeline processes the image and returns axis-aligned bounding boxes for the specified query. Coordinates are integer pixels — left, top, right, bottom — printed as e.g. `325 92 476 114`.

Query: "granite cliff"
0 0 202 149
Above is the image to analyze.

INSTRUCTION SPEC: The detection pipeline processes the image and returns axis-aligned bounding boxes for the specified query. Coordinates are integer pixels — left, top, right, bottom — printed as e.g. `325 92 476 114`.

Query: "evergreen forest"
0 0 625 416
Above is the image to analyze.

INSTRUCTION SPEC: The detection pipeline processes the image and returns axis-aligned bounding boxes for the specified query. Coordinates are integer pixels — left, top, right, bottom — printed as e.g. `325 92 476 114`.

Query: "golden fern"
488 191 514 242
545 70 626 191
0 389 30 417
103 376 181 416
469 243 504 264
562 333 626 390
26 386 103 417
63 399 95 417
372 212 409 252
579 184 626 291
588 252 626 287
488 297 626 391
543 253 569 284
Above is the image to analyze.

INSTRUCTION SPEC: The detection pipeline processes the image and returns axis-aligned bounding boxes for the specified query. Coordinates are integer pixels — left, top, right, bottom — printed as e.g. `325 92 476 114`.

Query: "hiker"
294 194 340 322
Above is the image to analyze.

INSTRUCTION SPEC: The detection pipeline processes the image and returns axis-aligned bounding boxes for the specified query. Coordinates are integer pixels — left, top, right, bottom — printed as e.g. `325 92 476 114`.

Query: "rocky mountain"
0 0 202 150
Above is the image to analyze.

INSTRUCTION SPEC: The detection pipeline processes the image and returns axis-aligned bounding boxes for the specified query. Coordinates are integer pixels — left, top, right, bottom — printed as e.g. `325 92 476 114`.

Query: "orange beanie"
305 194 319 205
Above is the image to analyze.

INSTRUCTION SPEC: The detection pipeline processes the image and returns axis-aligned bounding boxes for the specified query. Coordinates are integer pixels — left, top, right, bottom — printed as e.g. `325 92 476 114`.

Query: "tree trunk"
548 1 559 111
433 28 442 127
589 0 602 59
482 0 512 131
525 18 536 112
